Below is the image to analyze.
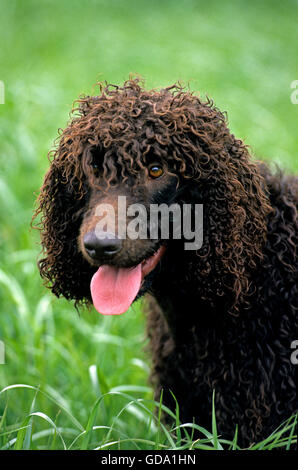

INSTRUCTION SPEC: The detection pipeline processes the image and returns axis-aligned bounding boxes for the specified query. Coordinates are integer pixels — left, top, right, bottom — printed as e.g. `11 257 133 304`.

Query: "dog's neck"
150 256 225 338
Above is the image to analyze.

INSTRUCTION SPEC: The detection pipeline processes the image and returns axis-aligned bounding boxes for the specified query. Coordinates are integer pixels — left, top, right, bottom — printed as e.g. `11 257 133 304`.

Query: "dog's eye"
91 161 100 176
148 164 163 179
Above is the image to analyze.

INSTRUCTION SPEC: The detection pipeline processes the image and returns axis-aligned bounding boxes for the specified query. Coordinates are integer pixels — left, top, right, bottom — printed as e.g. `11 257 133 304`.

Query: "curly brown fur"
33 78 298 448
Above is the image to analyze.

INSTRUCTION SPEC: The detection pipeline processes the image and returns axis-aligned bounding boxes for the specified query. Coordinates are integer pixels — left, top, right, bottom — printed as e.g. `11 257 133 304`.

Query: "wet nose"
83 230 122 260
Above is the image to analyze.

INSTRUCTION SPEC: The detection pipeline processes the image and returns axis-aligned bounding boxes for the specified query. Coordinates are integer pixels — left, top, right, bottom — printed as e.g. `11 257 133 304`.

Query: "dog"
34 78 298 447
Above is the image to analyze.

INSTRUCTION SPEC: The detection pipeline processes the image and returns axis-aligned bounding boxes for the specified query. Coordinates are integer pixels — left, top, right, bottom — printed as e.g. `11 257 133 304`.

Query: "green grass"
0 385 296 450
0 0 297 450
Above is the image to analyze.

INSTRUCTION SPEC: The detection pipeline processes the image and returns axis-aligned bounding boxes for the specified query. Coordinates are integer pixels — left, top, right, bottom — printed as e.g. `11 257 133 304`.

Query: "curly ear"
33 144 93 304
196 136 273 314
166 95 273 313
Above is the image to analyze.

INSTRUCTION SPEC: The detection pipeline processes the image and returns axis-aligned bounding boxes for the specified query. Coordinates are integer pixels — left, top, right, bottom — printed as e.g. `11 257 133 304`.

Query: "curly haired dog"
34 78 298 447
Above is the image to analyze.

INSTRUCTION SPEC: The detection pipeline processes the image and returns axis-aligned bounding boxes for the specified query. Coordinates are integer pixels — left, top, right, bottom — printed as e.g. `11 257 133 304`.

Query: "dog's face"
35 80 271 316
78 151 181 314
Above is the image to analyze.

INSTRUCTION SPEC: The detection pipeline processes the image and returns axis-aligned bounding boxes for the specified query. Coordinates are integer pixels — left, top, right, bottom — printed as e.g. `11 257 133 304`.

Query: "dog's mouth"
90 245 166 315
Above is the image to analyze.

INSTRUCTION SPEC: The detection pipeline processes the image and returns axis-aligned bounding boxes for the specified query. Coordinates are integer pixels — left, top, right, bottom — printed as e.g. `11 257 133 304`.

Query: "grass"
0 385 296 450
0 0 297 451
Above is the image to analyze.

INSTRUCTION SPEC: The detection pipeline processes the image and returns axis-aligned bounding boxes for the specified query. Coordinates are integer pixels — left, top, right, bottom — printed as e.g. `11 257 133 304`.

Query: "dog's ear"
33 141 93 304
193 135 273 314
173 98 273 313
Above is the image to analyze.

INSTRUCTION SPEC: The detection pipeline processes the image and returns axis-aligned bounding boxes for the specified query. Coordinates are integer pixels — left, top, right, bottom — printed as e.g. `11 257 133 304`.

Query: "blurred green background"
0 0 297 450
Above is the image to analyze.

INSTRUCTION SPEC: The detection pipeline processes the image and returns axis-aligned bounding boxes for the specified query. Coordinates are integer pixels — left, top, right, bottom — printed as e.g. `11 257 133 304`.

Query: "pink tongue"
90 264 142 315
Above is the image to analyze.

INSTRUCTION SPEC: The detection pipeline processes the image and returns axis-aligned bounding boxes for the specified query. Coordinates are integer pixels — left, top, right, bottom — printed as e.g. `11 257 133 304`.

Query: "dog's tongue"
90 264 142 315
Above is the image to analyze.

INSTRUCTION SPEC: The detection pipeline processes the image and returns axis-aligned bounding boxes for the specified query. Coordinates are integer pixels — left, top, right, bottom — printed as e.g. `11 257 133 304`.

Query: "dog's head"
33 78 272 315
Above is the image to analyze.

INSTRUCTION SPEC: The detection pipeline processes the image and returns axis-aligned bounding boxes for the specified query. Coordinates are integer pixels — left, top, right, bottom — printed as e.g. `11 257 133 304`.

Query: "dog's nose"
83 231 122 259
